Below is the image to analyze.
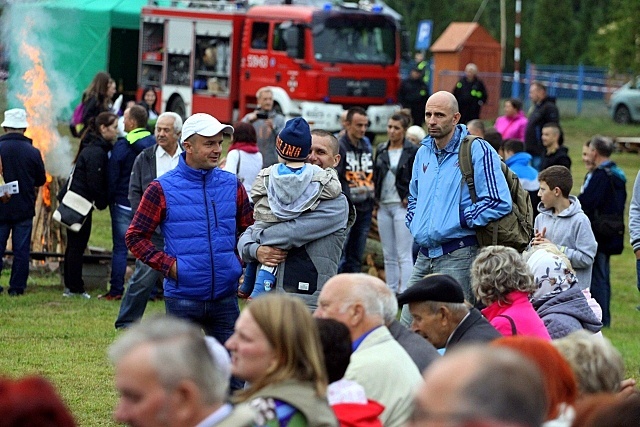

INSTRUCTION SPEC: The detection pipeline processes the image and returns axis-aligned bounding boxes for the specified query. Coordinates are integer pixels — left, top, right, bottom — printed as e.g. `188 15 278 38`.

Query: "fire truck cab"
139 0 401 133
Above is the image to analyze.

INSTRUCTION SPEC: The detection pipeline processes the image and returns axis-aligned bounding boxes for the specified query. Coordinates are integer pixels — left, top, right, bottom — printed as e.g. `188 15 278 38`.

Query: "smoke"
1 2 76 177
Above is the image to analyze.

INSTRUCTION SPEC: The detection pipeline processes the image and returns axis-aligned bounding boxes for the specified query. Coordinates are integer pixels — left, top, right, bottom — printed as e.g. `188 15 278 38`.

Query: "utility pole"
513 0 522 97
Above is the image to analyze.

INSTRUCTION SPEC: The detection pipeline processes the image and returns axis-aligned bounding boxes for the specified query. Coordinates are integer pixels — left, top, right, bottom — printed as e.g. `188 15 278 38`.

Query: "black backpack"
458 135 533 252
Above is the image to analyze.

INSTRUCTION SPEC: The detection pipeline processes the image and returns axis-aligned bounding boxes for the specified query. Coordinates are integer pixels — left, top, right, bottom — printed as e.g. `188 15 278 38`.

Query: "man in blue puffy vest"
125 113 253 362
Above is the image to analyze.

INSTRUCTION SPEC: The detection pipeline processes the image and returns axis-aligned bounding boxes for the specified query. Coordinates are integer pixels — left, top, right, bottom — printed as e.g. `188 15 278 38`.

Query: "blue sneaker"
251 265 277 298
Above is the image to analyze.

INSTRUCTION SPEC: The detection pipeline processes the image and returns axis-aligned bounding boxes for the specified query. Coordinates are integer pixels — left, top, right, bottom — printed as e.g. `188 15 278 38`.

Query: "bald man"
315 273 422 427
402 91 510 324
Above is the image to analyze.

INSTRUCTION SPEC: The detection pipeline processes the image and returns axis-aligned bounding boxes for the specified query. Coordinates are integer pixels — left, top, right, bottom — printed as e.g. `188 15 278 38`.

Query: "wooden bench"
614 137 640 153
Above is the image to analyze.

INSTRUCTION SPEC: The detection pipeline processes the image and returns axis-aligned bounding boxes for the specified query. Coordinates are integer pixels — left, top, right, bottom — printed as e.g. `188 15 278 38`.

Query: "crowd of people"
0 65 639 426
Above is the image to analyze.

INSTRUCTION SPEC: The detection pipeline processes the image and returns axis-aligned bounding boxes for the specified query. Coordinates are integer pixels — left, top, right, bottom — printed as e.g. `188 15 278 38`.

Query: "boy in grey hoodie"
239 117 341 298
532 165 597 289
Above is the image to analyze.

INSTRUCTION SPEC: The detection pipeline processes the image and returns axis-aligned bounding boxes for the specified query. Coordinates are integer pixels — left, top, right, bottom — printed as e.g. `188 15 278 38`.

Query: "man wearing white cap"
125 114 253 389
0 108 46 296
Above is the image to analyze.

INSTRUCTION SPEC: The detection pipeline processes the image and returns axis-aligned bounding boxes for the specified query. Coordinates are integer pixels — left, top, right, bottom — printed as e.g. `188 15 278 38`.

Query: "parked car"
610 78 640 124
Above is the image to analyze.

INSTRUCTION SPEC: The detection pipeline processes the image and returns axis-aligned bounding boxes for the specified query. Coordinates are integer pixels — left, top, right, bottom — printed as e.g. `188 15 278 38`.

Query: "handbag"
53 167 93 232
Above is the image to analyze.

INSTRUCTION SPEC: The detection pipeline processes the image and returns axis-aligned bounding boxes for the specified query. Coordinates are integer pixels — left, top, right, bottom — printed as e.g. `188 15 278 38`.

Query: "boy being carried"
532 165 597 289
238 117 342 298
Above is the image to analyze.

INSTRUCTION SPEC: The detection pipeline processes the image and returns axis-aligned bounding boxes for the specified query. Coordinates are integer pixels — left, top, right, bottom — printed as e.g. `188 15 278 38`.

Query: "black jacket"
540 146 572 171
447 308 502 350
373 139 417 202
525 97 559 156
0 133 46 221
578 162 627 254
452 77 487 124
398 77 429 126
66 132 112 210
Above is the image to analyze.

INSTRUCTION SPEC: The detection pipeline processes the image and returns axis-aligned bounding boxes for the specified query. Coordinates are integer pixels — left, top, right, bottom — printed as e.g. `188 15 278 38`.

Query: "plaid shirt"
125 178 253 276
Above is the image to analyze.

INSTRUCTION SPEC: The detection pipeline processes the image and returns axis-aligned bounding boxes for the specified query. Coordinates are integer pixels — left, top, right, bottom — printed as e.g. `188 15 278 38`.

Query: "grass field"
1 78 640 425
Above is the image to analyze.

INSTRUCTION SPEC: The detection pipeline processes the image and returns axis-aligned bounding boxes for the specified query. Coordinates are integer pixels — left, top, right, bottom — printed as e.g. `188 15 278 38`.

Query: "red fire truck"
138 0 401 133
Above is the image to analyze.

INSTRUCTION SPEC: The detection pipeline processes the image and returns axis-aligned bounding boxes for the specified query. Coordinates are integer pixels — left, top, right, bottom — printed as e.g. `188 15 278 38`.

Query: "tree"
588 0 640 75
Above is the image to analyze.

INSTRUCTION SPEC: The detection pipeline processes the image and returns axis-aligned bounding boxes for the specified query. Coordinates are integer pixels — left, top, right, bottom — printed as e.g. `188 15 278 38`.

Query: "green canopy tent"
7 0 147 116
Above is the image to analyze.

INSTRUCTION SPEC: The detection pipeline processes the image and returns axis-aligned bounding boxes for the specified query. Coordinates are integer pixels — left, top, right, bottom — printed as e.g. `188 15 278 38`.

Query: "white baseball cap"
1 108 28 128
181 113 233 143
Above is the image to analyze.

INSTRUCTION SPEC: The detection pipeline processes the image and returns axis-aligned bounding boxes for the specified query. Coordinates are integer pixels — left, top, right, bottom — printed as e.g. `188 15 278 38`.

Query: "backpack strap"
459 135 480 203
496 314 518 335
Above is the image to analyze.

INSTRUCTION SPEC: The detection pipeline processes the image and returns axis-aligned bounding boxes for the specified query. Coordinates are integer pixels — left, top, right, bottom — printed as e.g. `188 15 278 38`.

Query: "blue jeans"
109 204 133 296
164 295 239 344
114 259 163 329
590 251 611 327
164 295 242 390
339 206 373 273
0 218 33 294
400 245 478 327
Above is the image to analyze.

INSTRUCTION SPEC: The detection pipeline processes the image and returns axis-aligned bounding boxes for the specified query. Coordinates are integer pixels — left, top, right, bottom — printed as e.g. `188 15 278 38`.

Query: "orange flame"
17 40 59 207
17 40 59 159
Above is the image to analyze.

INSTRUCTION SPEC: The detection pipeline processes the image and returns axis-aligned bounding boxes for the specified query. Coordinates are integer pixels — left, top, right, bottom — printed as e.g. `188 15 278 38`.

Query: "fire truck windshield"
312 13 396 65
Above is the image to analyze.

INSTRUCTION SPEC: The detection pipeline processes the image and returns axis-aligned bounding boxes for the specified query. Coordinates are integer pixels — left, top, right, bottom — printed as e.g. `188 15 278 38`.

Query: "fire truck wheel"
167 95 186 120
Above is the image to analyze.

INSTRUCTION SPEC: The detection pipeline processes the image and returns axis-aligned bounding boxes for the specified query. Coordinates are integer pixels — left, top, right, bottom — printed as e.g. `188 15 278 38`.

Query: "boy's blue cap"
276 117 311 161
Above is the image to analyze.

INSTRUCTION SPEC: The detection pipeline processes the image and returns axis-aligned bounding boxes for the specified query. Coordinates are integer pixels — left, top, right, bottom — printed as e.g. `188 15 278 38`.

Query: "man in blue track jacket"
400 91 511 325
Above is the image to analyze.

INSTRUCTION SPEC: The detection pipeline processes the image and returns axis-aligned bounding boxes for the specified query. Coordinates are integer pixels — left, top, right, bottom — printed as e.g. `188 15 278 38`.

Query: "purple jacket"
482 291 551 340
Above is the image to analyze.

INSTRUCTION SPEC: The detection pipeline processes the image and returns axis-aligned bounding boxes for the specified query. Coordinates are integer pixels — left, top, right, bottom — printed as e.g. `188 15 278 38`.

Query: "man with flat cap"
397 274 501 351
126 113 253 389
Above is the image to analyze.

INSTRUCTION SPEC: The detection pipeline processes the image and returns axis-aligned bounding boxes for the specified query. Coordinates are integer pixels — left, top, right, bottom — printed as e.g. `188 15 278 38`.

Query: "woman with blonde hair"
471 245 551 340
226 294 337 426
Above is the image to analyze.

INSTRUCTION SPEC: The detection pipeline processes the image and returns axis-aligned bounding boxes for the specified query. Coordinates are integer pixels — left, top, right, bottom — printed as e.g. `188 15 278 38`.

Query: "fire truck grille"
328 78 386 98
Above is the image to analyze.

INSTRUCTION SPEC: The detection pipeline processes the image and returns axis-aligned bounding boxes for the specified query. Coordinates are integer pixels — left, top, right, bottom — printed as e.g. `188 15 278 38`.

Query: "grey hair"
156 112 183 134
256 86 273 99
588 134 614 158
553 330 625 395
339 273 385 319
108 315 227 404
419 300 469 320
379 285 399 324
471 245 536 306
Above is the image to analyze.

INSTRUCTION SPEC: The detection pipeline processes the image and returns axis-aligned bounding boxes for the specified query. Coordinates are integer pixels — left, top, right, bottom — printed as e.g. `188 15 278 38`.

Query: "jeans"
377 203 414 294
0 218 33 294
339 206 373 273
164 295 242 390
400 245 478 327
164 295 239 344
114 259 163 329
590 251 611 327
64 212 92 294
109 204 133 296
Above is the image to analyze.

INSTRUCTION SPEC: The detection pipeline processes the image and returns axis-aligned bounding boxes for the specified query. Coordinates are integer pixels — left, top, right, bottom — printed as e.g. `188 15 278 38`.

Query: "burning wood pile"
16 40 74 260
31 175 65 255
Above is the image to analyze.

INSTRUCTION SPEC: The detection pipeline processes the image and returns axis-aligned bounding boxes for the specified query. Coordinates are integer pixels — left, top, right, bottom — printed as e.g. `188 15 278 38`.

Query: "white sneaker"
63 289 91 299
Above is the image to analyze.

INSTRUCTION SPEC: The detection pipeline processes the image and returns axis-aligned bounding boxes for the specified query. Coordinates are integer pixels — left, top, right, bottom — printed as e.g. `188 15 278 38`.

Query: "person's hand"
248 112 258 123
168 261 177 280
619 378 638 398
264 118 274 130
256 246 287 267
531 227 549 245
0 192 10 204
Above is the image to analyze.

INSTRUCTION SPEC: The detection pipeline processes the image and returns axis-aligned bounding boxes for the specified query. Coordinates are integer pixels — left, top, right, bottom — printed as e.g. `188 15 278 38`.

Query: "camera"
256 112 269 120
